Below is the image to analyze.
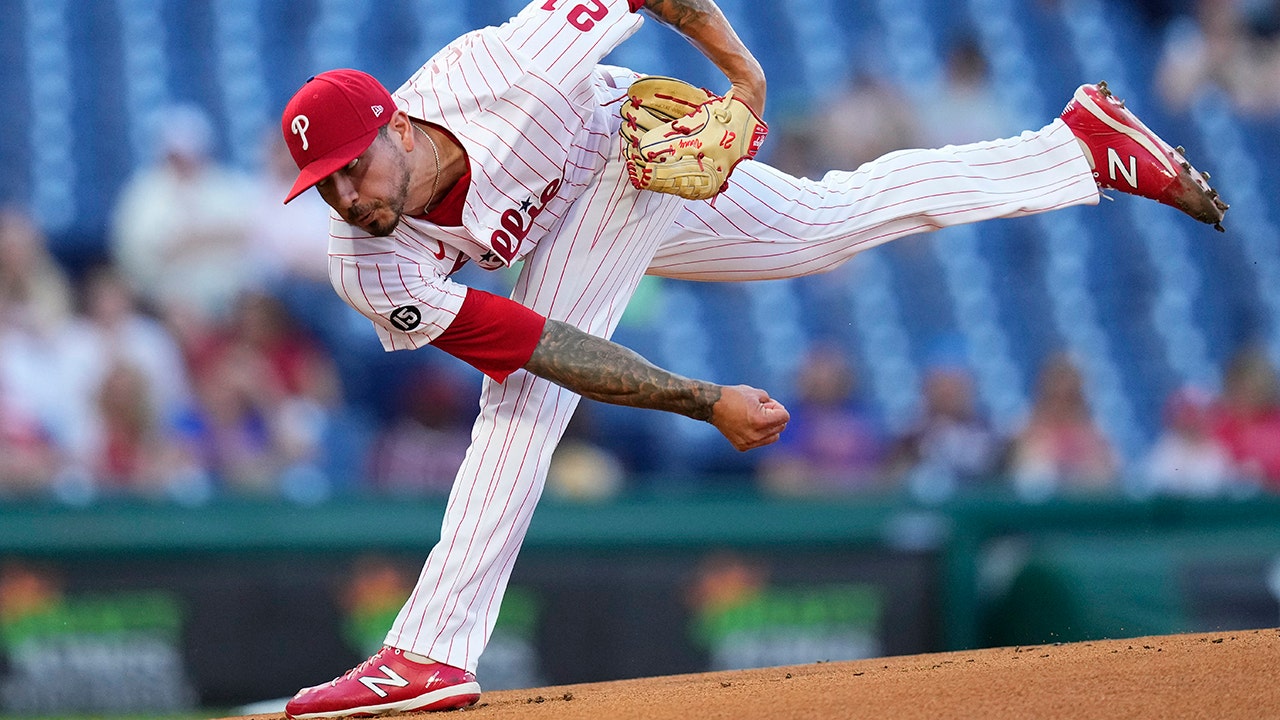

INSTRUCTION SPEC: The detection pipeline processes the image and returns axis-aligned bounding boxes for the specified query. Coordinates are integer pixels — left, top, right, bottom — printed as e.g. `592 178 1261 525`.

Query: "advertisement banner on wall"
0 546 939 713
0 562 197 715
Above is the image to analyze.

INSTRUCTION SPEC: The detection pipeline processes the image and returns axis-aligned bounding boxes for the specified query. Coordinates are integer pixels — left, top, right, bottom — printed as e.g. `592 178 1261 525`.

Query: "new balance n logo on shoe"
1107 147 1138 189
286 647 482 718
359 665 410 698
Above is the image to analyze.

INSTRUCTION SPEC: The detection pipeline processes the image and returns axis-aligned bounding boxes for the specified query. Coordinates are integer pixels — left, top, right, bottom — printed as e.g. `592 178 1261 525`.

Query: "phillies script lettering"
490 179 562 262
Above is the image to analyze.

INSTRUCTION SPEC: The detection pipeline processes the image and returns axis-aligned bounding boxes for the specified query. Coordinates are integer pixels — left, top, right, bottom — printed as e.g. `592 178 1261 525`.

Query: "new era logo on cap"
280 69 397 203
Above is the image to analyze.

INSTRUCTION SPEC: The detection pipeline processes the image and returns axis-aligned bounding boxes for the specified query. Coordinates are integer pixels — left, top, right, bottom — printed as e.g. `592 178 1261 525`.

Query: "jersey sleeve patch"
431 288 547 383
389 305 424 331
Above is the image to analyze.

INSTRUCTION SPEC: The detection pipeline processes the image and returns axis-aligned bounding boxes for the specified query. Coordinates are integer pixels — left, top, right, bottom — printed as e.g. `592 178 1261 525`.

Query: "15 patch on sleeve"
390 305 422 331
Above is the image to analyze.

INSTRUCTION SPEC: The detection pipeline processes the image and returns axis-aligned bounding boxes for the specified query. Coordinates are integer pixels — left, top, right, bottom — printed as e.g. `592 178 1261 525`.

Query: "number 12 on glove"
619 76 768 201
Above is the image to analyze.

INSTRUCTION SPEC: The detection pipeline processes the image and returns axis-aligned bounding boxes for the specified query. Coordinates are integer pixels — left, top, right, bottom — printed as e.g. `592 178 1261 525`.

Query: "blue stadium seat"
4 0 1278 477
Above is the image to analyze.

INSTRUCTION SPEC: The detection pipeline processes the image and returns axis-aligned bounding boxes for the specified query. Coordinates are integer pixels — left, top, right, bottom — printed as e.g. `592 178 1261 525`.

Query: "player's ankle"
402 649 436 664
1074 137 1096 171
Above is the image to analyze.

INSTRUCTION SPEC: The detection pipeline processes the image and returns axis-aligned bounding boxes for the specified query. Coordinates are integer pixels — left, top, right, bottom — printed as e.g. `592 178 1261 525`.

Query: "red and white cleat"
1061 81 1228 231
285 647 480 719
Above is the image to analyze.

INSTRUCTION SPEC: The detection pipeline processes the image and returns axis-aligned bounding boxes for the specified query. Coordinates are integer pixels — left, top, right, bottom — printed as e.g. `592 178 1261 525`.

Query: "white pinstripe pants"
384 118 1098 672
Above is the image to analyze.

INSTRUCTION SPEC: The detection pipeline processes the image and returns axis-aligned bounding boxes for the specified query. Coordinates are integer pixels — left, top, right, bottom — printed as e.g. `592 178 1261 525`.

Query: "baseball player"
277 0 1226 715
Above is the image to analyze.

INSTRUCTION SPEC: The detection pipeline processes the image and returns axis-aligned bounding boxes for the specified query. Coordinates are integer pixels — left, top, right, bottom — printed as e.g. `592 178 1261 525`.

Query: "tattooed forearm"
638 0 765 111
524 319 722 422
642 0 718 31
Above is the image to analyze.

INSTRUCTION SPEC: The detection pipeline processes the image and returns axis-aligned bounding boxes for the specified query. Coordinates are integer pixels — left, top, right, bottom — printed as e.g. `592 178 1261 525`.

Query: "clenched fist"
709 385 790 451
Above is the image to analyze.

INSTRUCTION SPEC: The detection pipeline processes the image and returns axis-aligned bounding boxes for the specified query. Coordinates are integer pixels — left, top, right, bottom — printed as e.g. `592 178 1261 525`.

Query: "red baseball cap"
280 69 396 203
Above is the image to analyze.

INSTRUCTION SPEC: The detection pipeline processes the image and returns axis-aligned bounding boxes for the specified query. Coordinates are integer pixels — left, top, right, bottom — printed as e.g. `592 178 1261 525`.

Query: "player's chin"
365 213 403 237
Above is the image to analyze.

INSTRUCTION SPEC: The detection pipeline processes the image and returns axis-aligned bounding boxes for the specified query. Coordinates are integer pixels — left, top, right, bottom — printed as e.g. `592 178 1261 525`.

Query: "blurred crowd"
754 343 1280 502
0 90 514 505
1152 0 1280 116
2 0 1280 505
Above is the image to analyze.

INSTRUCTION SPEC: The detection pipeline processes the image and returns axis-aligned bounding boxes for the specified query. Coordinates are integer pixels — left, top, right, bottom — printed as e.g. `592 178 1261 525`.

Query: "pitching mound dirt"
223 628 1279 720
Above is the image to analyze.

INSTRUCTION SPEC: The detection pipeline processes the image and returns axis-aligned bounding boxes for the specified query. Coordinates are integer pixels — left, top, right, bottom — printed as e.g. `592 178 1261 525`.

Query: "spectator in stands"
0 208 73 331
0 388 59 496
63 266 207 501
1140 385 1240 498
756 344 888 495
1156 0 1280 115
178 290 345 499
88 361 207 499
244 129 358 346
74 266 194 440
885 361 1003 500
916 35 1015 148
0 207 88 495
1212 345 1280 490
807 71 921 170
366 362 477 496
248 129 333 288
176 354 279 495
1008 352 1119 499
109 104 256 324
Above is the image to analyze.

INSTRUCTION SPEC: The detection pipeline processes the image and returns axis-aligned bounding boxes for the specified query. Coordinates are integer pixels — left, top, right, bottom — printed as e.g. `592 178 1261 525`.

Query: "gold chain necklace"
415 123 441 213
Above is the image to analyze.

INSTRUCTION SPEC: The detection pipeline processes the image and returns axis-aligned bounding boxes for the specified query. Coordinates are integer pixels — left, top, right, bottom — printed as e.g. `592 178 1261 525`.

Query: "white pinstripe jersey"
326 0 644 353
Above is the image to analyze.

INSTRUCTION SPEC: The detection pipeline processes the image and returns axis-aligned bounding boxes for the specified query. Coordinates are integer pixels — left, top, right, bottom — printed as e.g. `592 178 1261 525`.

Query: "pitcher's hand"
710 385 790 451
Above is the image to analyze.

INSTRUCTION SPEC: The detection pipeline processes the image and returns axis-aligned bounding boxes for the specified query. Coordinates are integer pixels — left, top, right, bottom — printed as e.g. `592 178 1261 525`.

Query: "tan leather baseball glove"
620 76 768 201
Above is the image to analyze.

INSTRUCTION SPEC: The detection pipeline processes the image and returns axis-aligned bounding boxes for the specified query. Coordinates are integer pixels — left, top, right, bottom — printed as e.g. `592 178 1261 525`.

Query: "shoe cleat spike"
1063 81 1228 228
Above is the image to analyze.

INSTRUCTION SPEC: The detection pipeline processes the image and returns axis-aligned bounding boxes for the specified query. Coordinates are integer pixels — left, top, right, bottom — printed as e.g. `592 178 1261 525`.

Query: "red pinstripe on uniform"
649 120 1097 282
312 0 1103 675
394 157 683 665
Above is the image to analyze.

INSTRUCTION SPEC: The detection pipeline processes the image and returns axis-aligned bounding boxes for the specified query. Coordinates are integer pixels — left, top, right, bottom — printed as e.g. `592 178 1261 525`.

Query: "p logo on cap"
291 115 311 151
280 69 396 203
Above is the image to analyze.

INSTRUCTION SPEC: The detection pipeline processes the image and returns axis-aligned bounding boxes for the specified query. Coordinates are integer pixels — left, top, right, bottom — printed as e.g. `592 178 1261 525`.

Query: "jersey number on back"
541 0 610 31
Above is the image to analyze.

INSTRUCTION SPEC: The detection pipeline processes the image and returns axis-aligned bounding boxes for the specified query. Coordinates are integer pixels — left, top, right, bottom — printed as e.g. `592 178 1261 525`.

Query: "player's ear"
387 111 415 149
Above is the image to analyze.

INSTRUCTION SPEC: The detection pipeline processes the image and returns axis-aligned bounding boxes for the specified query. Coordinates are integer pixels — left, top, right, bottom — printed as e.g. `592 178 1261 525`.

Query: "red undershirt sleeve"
430 288 547 383
628 0 644 11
